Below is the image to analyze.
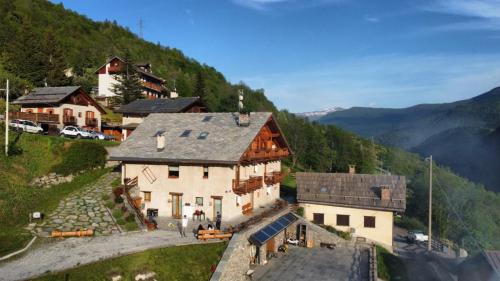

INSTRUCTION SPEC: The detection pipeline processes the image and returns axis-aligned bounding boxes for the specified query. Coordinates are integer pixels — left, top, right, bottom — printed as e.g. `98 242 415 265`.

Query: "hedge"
52 142 107 175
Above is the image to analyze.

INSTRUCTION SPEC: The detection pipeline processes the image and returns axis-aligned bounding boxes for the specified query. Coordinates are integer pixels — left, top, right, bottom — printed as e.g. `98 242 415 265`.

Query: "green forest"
0 0 499 252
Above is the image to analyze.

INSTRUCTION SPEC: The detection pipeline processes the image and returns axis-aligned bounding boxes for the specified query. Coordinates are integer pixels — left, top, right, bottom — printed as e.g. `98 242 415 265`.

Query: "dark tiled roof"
296 172 406 212
12 86 81 105
116 97 203 114
109 112 273 164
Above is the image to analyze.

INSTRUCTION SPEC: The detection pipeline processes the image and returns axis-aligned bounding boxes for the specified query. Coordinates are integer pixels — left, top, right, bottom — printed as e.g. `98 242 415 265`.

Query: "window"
196 197 203 206
142 166 157 184
198 132 209 140
143 191 151 202
203 166 209 178
168 165 179 178
336 214 350 226
313 213 324 225
364 216 376 228
78 112 82 118
180 130 192 137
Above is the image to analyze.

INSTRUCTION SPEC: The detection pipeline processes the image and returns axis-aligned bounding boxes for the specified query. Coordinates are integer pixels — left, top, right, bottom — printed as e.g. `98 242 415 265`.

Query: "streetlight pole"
428 155 433 251
2 79 9 156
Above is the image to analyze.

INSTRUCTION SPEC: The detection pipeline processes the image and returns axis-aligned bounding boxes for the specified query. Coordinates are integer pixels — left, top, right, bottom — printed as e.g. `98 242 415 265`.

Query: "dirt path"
0 230 215 281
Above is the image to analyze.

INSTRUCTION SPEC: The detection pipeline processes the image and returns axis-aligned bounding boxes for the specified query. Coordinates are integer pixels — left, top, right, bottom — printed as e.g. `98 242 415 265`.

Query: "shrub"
112 208 124 218
112 186 124 197
321 224 352 240
111 178 121 188
116 218 126 225
125 213 136 222
395 216 427 232
52 142 107 175
114 196 124 204
296 207 304 217
124 221 139 231
104 201 114 209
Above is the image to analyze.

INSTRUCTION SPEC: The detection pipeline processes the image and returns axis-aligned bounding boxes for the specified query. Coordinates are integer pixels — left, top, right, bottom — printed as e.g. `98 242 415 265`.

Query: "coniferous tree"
193 71 206 101
110 53 143 106
42 30 70 86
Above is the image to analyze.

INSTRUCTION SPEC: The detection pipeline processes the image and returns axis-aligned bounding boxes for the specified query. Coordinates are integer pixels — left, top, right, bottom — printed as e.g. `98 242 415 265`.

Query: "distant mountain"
318 87 500 192
296 107 344 120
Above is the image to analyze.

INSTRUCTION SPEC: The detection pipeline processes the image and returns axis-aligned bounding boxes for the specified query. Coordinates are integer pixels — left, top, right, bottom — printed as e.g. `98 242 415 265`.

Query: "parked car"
407 230 429 243
60 126 92 139
85 130 108 140
9 119 44 134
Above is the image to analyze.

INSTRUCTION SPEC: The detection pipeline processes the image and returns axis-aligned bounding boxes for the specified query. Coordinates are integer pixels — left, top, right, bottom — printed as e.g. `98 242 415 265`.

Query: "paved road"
393 227 457 281
253 246 369 281
0 230 215 281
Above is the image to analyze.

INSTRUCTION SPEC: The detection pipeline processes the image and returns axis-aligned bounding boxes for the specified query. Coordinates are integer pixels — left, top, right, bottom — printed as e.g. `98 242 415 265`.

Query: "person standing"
181 215 188 237
216 212 221 230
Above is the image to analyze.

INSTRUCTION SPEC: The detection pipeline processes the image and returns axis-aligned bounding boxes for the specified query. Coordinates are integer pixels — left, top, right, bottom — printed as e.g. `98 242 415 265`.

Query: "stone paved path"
30 172 121 237
0 230 217 281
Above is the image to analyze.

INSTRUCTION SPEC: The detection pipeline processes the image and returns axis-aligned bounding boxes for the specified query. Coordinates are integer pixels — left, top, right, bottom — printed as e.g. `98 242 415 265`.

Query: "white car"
9 119 44 134
407 230 429 243
60 126 92 139
85 130 106 140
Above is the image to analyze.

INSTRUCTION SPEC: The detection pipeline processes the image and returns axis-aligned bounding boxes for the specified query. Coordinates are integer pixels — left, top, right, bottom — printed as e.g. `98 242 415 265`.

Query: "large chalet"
11 86 105 131
109 112 291 223
94 56 166 103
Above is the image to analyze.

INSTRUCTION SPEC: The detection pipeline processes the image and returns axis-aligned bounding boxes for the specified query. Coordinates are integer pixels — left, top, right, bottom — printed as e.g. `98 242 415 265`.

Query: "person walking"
181 215 188 237
216 212 221 230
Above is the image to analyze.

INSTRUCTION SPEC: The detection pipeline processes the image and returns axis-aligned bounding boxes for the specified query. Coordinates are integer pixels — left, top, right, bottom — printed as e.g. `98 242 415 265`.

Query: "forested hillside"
0 0 499 252
318 87 500 192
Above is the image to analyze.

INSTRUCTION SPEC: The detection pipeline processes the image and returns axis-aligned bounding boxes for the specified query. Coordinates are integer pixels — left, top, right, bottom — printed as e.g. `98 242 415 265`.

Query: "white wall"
123 160 282 222
21 104 102 130
97 63 118 98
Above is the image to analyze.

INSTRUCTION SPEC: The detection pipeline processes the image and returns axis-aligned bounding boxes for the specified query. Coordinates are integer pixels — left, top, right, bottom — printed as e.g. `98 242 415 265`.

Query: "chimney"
155 130 166 151
380 185 391 201
348 165 356 174
238 113 250 127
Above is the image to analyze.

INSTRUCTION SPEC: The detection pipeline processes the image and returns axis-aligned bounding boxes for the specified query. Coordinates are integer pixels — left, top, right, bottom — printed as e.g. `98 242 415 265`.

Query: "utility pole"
2 79 9 156
428 155 433 251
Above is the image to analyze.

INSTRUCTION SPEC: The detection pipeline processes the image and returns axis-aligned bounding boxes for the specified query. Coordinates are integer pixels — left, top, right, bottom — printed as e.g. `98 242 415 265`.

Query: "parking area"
252 246 369 281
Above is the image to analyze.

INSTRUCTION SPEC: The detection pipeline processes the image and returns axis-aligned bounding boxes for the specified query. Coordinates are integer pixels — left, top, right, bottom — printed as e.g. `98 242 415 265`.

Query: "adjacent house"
114 97 207 140
11 86 105 131
296 168 406 249
109 112 291 223
94 56 166 103
457 251 500 281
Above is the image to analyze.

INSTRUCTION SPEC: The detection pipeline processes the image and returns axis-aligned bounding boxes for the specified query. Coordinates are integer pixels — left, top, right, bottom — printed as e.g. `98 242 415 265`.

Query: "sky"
52 0 500 112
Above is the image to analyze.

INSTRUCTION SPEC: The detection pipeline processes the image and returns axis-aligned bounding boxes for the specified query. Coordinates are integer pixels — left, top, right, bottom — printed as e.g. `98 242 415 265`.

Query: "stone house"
109 112 291 223
296 169 406 249
11 86 105 132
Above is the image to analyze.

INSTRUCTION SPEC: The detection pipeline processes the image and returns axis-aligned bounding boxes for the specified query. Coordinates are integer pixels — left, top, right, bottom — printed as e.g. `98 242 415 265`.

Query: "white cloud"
234 54 500 112
232 0 343 11
364 16 380 23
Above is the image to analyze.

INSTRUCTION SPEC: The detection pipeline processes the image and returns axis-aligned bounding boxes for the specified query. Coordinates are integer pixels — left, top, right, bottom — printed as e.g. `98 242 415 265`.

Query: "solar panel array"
249 213 298 246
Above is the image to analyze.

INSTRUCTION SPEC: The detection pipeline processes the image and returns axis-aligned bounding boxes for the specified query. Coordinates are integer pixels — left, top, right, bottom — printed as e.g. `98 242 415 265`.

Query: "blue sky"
52 0 500 112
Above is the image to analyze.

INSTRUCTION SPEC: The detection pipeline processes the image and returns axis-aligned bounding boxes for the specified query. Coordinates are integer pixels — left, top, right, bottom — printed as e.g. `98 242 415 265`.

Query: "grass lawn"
32 243 227 281
0 168 110 256
376 245 408 281
102 107 122 123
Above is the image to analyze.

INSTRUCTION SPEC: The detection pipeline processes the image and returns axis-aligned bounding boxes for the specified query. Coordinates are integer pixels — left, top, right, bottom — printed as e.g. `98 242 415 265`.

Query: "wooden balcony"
233 176 263 195
63 115 76 125
243 148 290 162
264 171 284 186
9 112 59 124
142 81 162 92
85 117 98 127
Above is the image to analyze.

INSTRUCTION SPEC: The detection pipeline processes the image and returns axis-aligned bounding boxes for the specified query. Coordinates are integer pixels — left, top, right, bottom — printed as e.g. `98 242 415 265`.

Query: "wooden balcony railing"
142 81 162 92
9 112 59 123
85 117 98 127
233 176 263 195
63 115 76 125
243 148 290 162
264 171 284 186
122 177 146 226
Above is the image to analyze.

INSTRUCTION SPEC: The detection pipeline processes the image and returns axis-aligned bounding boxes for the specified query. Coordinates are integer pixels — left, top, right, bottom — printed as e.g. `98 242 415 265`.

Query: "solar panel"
248 212 298 246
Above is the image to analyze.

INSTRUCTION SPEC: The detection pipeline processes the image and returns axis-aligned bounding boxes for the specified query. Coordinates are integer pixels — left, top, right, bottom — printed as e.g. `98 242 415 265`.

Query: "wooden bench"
242 203 253 215
197 229 232 240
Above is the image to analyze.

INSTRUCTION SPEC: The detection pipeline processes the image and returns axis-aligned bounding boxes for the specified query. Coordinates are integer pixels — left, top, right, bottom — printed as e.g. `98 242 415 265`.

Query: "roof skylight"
180 130 192 137
198 132 209 140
